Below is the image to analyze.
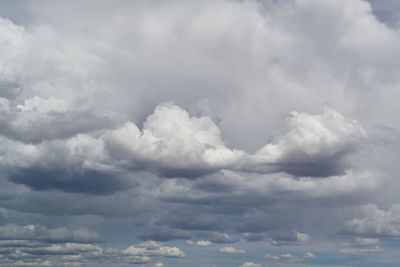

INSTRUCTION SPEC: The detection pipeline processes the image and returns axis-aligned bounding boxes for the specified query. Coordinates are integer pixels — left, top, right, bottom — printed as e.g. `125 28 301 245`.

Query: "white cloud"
105 103 244 178
248 107 366 176
122 244 185 258
195 240 213 247
219 246 245 254
341 203 400 238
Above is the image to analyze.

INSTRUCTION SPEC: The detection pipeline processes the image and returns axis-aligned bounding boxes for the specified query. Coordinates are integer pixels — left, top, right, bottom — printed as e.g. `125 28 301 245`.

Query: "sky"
0 0 400 266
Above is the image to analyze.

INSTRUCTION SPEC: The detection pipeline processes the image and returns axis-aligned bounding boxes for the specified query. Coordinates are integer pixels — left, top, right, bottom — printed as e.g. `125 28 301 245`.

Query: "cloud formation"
341 203 400 239
1 0 400 266
219 246 245 254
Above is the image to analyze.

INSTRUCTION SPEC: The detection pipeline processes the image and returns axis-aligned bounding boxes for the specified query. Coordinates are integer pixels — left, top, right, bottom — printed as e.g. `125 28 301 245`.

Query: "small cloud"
265 253 294 261
196 240 213 247
219 246 245 254
296 232 311 242
186 240 195 246
303 252 316 259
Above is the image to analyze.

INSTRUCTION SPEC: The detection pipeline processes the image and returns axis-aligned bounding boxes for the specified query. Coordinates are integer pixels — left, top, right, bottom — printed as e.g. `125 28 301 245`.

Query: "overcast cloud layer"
1 0 400 266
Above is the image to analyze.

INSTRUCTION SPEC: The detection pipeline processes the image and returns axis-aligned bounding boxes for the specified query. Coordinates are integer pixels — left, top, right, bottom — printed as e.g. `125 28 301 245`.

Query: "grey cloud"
0 133 131 195
0 224 99 243
159 170 380 209
0 0 400 266
0 109 113 144
339 237 383 255
1 102 370 197
8 168 125 195
0 186 153 217
242 231 310 245
264 253 294 261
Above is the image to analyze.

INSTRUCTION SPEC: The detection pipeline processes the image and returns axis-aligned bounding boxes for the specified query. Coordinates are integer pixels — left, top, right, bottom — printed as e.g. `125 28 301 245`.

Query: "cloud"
339 237 383 255
104 103 244 178
303 252 316 259
238 262 266 267
264 253 294 261
247 107 366 177
106 104 366 178
242 230 311 245
1 135 125 195
219 246 245 254
137 240 163 249
0 236 185 266
122 244 186 258
195 240 213 247
0 101 370 198
340 203 400 239
0 224 99 243
186 240 214 247
0 0 400 266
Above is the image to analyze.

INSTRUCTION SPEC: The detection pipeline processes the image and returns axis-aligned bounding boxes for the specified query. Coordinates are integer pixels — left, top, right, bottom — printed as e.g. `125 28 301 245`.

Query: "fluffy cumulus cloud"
0 101 371 196
104 103 244 178
122 243 186 258
341 203 400 239
248 107 366 177
1 0 400 266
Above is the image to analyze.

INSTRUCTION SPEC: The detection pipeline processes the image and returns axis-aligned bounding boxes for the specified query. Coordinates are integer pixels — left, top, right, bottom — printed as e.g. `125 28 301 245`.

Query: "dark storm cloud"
0 134 129 195
8 168 125 195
